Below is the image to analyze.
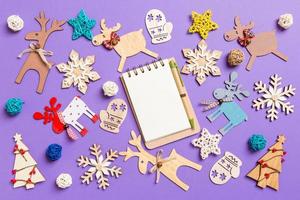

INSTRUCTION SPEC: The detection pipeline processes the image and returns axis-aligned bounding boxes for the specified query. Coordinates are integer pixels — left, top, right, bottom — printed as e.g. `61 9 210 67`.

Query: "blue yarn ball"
248 134 267 152
46 144 62 161
5 98 24 116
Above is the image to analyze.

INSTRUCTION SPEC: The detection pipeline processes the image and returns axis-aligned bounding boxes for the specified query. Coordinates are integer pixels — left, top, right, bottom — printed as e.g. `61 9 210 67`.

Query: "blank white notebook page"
122 59 191 142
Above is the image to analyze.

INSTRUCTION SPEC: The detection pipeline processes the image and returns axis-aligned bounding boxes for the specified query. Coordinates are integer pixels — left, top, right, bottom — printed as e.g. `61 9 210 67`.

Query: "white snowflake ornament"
57 50 101 94
252 74 296 121
77 144 122 190
192 128 222 159
181 40 222 85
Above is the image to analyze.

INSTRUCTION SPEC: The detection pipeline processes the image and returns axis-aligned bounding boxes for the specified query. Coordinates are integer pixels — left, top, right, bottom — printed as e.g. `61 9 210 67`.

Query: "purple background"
1 0 299 199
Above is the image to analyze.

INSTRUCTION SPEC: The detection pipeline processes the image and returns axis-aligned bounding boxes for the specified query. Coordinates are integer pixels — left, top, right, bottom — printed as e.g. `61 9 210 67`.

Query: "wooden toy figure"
224 16 288 71
16 11 65 94
92 19 159 72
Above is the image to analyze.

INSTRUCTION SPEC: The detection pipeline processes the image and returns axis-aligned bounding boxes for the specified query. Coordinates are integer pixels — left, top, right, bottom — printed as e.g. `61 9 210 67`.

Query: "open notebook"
121 58 200 149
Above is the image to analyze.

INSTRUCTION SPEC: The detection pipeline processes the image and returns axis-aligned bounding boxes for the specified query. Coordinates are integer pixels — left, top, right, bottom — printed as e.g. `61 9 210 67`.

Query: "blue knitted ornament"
5 98 24 116
46 144 62 161
248 134 267 152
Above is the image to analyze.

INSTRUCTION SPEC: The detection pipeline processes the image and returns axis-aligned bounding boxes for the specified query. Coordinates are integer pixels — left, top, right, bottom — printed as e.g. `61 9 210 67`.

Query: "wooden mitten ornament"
16 11 65 94
119 130 202 191
11 133 45 189
202 72 250 135
99 99 127 133
224 16 288 71
145 9 173 44
247 135 286 191
92 19 159 72
210 152 242 185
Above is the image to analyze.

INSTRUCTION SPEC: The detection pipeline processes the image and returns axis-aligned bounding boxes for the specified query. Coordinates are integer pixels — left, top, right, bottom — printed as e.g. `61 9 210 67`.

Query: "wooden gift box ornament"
92 19 159 72
224 16 288 71
120 131 202 191
16 11 65 94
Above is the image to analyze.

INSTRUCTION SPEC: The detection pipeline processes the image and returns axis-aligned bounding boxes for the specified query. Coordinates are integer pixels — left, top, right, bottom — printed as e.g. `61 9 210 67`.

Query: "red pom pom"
10 179 16 184
264 173 270 179
258 160 264 165
262 163 268 168
11 169 16 174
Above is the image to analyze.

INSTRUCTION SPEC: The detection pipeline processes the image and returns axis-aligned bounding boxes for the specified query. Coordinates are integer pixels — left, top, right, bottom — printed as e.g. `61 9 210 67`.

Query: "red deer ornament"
224 16 288 71
16 11 65 94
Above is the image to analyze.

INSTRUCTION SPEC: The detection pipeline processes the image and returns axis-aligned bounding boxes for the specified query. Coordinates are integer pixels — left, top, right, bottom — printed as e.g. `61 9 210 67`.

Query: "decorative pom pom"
227 49 244 66
278 13 293 29
7 15 24 32
5 98 24 116
248 134 267 152
56 173 72 189
46 144 62 161
102 81 119 97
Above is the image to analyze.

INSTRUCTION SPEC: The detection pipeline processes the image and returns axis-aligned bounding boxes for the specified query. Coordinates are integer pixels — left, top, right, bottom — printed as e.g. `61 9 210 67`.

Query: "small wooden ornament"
11 133 45 189
210 152 242 185
92 19 159 72
145 9 173 44
252 74 296 121
99 99 127 133
77 144 122 190
247 135 286 191
119 130 202 191
224 16 288 71
16 11 65 94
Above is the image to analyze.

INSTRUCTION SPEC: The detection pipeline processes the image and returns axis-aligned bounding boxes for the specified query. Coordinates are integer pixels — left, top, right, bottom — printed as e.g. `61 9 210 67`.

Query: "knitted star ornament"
68 9 96 41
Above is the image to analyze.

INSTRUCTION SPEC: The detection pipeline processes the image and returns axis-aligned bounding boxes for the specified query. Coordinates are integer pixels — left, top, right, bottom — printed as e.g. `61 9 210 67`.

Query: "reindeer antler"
119 131 147 159
119 147 136 161
35 11 49 32
100 19 107 31
47 19 66 34
100 18 121 32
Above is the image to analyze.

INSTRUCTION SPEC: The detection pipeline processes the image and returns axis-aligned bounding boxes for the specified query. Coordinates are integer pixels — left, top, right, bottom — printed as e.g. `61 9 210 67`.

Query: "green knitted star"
68 9 96 41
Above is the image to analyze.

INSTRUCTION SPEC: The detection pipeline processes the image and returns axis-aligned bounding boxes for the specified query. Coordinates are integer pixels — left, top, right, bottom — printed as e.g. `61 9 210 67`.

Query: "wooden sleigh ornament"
224 16 288 71
92 19 159 72
119 131 202 191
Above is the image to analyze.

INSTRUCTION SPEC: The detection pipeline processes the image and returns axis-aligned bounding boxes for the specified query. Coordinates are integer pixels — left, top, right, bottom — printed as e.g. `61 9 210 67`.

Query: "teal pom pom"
46 144 62 161
248 134 267 152
5 98 24 116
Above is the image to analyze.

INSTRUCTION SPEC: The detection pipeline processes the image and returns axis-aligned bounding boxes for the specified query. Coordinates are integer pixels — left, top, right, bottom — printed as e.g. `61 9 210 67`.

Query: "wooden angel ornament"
16 11 65 94
247 135 286 191
119 131 202 191
224 16 288 71
11 133 45 189
92 19 159 72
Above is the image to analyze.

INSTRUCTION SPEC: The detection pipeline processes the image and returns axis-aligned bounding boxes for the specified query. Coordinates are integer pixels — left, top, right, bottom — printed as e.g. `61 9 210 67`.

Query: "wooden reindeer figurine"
224 16 288 71
16 11 65 94
119 131 202 191
92 19 159 72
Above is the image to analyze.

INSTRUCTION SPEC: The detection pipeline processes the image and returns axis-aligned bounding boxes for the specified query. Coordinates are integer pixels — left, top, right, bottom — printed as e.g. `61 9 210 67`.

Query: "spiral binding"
126 58 165 78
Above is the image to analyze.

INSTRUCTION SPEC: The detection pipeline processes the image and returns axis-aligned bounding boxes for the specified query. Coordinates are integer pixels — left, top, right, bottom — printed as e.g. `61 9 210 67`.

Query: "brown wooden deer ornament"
16 11 65 94
224 16 288 71
92 19 159 72
119 131 202 191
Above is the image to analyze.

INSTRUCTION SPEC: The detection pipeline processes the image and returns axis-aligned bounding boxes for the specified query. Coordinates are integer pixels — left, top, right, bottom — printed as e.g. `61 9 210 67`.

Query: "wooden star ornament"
188 9 219 40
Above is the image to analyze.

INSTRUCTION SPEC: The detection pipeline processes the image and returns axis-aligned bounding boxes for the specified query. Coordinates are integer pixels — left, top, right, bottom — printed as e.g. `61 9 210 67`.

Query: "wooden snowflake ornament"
57 50 101 94
77 144 122 189
181 40 222 85
252 74 296 121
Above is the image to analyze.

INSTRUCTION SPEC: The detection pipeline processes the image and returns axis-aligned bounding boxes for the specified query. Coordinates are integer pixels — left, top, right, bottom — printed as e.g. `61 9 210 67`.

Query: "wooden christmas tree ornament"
119 130 202 191
224 16 288 71
11 133 45 189
16 11 65 94
247 135 286 191
92 19 159 72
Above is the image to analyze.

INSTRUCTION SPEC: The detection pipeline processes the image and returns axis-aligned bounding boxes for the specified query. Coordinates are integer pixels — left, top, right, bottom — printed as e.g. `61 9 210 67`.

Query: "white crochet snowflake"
77 144 122 190
181 40 222 85
253 74 296 121
192 128 222 159
57 50 100 94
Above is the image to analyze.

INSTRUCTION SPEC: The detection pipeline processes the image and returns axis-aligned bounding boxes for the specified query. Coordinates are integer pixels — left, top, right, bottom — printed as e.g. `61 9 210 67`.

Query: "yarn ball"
102 81 119 97
5 98 24 116
56 173 72 189
278 13 293 29
227 49 244 66
7 15 24 32
248 134 267 152
46 144 62 161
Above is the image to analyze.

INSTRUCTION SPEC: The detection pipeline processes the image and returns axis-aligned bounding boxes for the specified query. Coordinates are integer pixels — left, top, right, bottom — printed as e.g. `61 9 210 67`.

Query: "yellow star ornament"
188 10 219 39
